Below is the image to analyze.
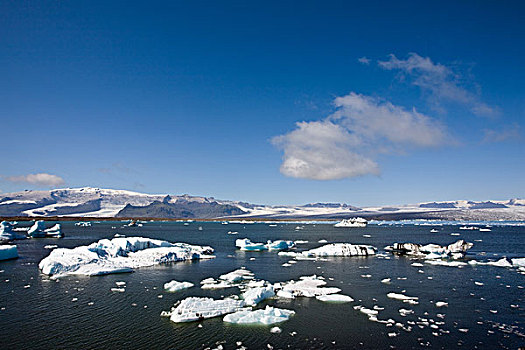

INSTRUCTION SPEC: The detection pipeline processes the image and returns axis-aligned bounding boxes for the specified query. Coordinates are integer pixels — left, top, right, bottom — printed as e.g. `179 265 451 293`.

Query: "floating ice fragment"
276 275 340 298
242 286 275 306
381 278 391 284
223 305 294 325
468 258 512 267
164 280 194 292
386 240 473 259
315 294 354 303
0 245 18 261
424 260 467 267
387 292 418 302
270 326 282 334
167 297 246 323
435 301 448 307
39 237 214 278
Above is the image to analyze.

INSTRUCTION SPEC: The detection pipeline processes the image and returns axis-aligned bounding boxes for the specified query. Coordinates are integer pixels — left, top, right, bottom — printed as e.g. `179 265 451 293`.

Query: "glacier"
39 237 215 278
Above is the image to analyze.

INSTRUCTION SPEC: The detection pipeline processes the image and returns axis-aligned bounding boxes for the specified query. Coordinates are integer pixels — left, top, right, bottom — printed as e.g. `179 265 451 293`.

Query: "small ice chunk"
381 278 391 284
168 297 246 323
318 239 328 243
316 294 354 303
223 305 294 325
435 301 448 307
270 326 282 334
242 286 275 306
387 292 418 302
164 280 194 292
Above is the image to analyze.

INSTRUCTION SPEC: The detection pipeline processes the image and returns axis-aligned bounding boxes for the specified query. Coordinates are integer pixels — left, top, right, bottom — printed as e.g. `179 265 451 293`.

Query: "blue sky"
1 1 524 206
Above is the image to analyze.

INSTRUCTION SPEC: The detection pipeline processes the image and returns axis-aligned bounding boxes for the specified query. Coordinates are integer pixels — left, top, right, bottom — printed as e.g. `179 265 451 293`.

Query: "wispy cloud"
483 124 521 143
98 162 133 174
273 92 451 180
357 56 370 65
4 173 65 187
378 53 496 117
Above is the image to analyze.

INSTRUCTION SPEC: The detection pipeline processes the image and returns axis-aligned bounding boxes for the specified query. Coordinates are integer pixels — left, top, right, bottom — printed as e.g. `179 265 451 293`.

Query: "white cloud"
378 53 496 116
357 56 370 65
482 124 521 143
5 173 65 187
272 121 379 180
273 92 451 180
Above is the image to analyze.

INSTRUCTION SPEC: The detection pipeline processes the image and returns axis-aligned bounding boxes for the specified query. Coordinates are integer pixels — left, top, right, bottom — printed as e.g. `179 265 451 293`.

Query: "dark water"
1 222 524 349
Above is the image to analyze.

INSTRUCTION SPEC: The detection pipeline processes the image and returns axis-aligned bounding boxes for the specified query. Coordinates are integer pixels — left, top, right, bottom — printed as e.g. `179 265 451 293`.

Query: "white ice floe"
385 240 473 258
0 245 18 261
435 301 448 307
511 258 525 267
468 258 513 268
318 239 328 243
424 260 467 267
164 280 194 292
242 286 275 306
270 326 282 333
44 245 58 250
39 237 214 278
387 292 418 302
201 268 256 290
235 238 294 252
165 297 246 323
278 243 375 259
223 305 294 325
381 278 391 284
276 275 340 299
315 294 354 303
354 305 378 316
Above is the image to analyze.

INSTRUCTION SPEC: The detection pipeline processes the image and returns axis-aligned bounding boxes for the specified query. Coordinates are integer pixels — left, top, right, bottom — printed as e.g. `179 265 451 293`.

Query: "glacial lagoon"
1 221 524 349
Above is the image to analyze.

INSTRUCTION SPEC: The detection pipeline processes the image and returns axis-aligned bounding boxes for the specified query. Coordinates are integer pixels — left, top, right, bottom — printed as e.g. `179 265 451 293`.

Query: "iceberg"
28 220 47 238
44 224 64 238
385 240 473 258
164 280 194 292
278 243 376 259
223 305 294 325
0 245 18 261
235 238 294 251
165 297 246 323
242 286 275 306
0 221 27 242
316 294 354 303
276 275 340 298
39 237 215 278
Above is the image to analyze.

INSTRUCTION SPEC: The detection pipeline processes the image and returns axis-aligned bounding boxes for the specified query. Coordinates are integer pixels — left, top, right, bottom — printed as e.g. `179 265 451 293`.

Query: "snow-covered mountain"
0 187 524 220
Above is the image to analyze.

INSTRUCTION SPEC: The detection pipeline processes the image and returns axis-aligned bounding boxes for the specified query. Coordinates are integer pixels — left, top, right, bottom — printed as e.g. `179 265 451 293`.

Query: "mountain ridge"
0 187 524 221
